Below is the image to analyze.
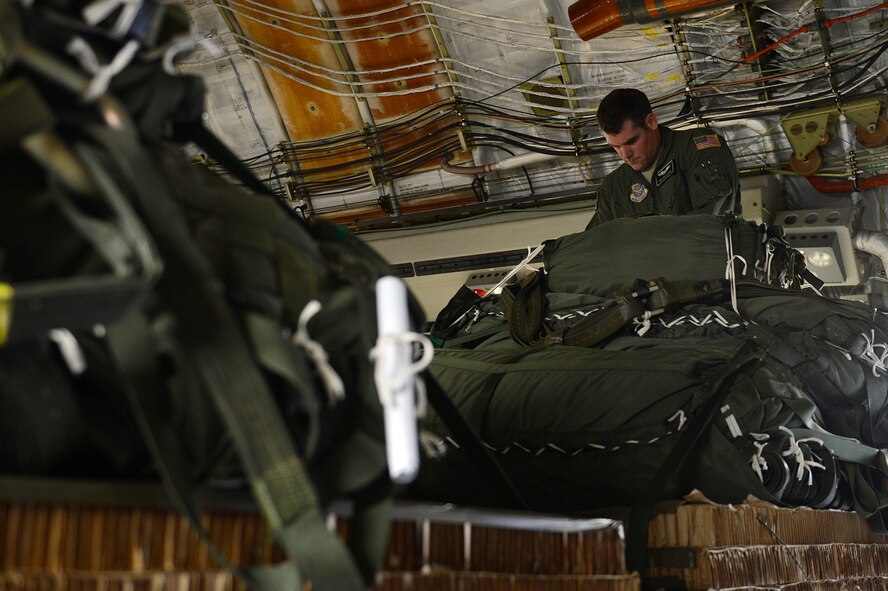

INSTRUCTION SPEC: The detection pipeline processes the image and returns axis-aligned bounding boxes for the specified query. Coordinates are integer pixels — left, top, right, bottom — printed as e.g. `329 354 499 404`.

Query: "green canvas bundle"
419 216 888 535
0 2 423 588
543 214 806 296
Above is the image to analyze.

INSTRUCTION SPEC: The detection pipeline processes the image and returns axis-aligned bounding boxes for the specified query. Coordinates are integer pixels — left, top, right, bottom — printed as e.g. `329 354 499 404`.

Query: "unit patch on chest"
629 182 648 203
654 160 675 187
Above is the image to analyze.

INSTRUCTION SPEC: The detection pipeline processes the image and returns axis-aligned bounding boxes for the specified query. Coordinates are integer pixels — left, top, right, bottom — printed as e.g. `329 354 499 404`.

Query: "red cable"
807 173 888 193
742 1 888 64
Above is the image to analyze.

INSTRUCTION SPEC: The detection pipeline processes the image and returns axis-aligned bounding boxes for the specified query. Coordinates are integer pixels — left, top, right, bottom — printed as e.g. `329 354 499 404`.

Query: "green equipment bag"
413 290 888 532
0 2 427 589
542 214 807 297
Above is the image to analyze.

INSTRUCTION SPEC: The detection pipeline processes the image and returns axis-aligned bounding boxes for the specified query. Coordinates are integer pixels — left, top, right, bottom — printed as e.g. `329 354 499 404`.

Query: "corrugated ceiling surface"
178 0 888 223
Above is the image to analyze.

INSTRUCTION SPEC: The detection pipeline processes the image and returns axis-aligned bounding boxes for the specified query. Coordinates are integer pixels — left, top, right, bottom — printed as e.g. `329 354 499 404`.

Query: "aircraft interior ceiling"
177 0 888 312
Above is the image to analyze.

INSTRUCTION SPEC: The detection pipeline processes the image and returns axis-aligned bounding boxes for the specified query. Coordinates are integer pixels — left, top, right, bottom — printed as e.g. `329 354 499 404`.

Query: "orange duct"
569 0 735 41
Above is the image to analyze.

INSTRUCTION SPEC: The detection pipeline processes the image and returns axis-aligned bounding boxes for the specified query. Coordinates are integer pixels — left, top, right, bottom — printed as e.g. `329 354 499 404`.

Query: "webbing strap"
424 371 529 510
765 337 863 440
560 294 644 348
501 271 655 350
500 271 546 346
625 347 761 579
105 312 246 580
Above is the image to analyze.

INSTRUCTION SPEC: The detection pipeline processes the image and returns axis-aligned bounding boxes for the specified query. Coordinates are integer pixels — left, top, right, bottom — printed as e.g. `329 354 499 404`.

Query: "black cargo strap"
555 293 644 347
501 271 644 349
625 346 761 582
500 270 546 346
764 337 863 439
105 312 245 579
424 371 529 510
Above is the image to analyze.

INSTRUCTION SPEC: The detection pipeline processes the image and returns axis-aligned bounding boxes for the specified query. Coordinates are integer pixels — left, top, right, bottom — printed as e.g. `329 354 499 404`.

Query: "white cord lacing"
764 242 776 284
779 426 825 486
447 244 545 330
48 329 87 375
82 0 143 38
487 244 546 296
370 331 435 417
291 300 345 404
724 227 748 314
67 36 140 102
158 34 224 76
633 310 654 336
858 329 888 377
749 433 771 482
658 310 741 329
668 409 687 431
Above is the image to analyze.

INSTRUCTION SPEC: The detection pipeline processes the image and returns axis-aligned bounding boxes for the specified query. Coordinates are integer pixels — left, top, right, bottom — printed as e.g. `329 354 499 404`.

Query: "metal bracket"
842 95 886 133
780 105 838 158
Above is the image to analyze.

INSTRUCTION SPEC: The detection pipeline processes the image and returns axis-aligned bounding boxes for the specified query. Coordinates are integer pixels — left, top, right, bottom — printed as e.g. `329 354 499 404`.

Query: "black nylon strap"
424 371 529 510
625 347 761 579
105 312 246 580
84 121 365 590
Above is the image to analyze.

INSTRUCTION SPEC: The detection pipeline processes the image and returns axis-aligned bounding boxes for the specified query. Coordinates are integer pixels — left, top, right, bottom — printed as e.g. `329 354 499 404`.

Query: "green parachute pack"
0 1 433 588
415 214 888 567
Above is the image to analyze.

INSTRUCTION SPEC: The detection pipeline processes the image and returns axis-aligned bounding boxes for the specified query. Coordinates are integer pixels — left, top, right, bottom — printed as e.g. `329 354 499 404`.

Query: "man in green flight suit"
586 88 739 229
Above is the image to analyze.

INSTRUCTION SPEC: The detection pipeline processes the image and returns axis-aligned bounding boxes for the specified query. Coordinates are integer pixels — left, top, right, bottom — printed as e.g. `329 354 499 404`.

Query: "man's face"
603 113 661 171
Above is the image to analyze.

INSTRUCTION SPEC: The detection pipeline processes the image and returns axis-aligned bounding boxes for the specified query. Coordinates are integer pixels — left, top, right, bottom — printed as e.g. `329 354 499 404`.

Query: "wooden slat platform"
2 478 888 590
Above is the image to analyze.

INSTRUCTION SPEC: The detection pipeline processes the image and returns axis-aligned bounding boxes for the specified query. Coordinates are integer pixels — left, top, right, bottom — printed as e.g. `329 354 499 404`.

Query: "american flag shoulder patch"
693 134 721 150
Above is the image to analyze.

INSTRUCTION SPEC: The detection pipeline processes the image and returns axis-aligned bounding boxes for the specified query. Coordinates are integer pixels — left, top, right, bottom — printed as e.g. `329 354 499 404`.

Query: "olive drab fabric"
544 214 804 297
587 126 740 228
416 215 888 534
0 2 419 589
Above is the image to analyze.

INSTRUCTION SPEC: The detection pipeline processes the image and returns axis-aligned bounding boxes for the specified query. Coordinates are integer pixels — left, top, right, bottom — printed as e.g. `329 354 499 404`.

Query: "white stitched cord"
778 426 825 486
370 331 434 416
723 227 749 314
67 37 139 102
487 244 546 296
859 330 888 377
82 0 143 37
448 244 545 330
820 338 853 361
48 329 87 375
661 315 687 328
668 409 687 431
750 440 769 482
549 306 605 322
161 35 223 76
764 242 776 284
291 300 345 404
633 310 654 336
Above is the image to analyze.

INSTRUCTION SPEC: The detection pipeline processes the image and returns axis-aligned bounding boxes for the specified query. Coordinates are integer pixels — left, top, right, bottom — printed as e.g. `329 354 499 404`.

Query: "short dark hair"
596 88 653 134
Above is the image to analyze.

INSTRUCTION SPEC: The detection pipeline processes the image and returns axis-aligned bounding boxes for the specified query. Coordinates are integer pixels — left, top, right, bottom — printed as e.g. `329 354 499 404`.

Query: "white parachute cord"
667 409 687 431
447 243 545 330
749 432 771 482
67 37 140 102
370 331 435 416
750 441 769 482
159 35 224 76
764 242 775 284
633 310 654 336
711 309 741 329
487 243 546 296
778 426 826 486
48 329 87 375
859 329 888 377
82 0 142 38
724 227 748 315
291 300 345 404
